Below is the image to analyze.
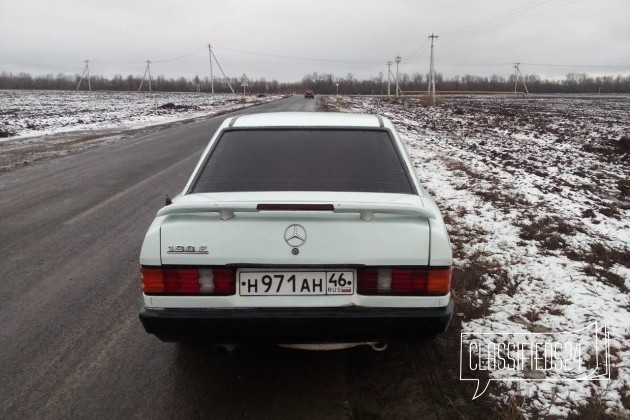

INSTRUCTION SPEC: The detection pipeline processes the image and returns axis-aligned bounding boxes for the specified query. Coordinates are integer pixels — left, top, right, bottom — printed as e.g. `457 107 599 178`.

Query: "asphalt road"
0 95 475 419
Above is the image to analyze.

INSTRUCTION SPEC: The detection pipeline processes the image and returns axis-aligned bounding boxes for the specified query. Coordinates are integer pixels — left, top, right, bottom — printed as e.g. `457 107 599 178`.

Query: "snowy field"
334 94 629 417
0 90 282 171
1 90 627 416
0 90 281 139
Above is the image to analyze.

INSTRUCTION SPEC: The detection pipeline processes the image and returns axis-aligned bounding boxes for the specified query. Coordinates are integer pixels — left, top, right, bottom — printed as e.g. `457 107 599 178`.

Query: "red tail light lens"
257 204 334 211
141 267 165 293
358 267 451 296
357 269 378 294
164 268 199 293
391 269 428 294
141 267 235 295
212 269 236 295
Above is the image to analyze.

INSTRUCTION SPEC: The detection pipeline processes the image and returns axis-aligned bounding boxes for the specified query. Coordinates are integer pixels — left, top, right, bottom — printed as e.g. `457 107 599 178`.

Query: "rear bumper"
139 300 454 344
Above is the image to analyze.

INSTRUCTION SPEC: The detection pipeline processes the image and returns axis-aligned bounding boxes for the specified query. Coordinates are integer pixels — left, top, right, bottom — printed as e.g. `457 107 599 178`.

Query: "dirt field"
2 92 628 417
330 94 629 418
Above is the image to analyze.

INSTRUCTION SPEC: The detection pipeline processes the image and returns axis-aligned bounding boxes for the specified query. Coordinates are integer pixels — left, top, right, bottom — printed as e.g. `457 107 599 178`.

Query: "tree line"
1 70 629 94
302 71 630 94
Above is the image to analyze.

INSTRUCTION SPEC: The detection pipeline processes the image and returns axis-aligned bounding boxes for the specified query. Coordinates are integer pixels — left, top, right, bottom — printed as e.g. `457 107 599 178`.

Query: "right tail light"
357 267 451 296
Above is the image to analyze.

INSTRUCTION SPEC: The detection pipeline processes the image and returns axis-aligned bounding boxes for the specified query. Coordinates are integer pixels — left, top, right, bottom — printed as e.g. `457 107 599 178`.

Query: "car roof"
227 112 388 128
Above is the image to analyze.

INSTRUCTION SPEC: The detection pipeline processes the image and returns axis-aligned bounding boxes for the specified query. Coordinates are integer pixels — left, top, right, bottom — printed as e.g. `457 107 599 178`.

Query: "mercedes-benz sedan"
139 112 453 346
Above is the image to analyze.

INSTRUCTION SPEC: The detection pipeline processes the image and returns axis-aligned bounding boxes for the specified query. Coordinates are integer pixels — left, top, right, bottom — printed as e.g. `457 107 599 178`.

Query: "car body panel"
159 213 431 267
156 191 434 267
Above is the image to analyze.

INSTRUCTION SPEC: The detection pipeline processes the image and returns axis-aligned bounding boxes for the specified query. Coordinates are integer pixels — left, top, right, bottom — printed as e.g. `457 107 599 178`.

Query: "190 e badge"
166 245 209 254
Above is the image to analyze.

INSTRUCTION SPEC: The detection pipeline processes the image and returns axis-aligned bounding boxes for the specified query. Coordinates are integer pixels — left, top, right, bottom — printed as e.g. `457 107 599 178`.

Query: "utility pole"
513 62 529 94
209 48 235 94
76 60 91 91
395 56 401 96
139 61 152 92
147 61 152 92
208 44 214 95
386 61 392 96
428 33 438 104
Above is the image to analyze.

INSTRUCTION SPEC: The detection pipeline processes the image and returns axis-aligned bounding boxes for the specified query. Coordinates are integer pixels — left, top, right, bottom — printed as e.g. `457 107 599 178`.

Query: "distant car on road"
304 89 315 98
139 112 453 347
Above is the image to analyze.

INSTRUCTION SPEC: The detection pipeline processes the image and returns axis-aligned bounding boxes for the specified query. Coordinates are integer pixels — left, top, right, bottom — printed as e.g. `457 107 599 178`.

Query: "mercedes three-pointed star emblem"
284 224 307 247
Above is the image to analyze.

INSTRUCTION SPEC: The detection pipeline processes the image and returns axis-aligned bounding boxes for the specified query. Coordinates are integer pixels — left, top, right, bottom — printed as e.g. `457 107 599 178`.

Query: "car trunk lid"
159 192 433 266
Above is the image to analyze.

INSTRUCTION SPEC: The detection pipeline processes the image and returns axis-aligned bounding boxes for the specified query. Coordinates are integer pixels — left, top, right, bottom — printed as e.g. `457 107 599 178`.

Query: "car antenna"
165 195 172 206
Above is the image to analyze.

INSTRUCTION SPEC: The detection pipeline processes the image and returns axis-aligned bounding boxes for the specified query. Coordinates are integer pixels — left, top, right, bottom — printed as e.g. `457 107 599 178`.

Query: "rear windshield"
190 129 415 194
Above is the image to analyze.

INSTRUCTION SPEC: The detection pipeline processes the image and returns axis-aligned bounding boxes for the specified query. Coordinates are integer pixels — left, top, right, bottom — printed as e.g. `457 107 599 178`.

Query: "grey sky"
1 0 629 82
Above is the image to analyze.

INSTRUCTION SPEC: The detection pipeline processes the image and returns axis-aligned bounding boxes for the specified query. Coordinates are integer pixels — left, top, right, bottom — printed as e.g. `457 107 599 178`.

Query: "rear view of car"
139 112 453 345
304 90 315 98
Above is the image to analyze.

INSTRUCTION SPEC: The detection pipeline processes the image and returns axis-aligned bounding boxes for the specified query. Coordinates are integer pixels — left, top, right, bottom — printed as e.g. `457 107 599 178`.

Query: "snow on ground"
1 89 627 415
0 90 283 172
336 94 629 417
0 90 282 139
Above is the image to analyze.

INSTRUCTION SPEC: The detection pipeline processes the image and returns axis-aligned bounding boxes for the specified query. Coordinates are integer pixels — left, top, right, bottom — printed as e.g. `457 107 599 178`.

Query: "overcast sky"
1 0 629 82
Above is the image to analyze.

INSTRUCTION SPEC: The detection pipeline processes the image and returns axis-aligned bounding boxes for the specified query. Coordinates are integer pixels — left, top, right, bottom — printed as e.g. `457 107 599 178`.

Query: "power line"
497 0 584 29
151 48 206 63
90 58 146 65
400 0 561 63
90 48 206 65
441 0 553 37
521 62 630 69
212 46 382 65
405 39 430 60
400 61 630 69
441 0 583 38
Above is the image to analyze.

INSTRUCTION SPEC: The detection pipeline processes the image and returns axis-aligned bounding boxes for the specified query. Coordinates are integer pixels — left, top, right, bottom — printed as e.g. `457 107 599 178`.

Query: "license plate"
238 270 354 296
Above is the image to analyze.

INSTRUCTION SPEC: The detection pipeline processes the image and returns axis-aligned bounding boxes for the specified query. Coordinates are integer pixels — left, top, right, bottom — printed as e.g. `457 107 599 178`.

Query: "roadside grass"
567 386 628 420
419 95 446 107
517 215 576 253
494 395 527 420
567 242 630 293
442 157 530 212
316 96 345 112
436 175 628 418
442 211 503 319
443 157 629 295
416 143 626 418
582 134 630 164
551 293 572 306
437 164 628 416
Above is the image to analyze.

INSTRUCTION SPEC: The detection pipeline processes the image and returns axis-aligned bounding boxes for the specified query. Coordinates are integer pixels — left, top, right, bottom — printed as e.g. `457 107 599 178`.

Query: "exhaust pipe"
278 341 388 351
369 342 388 352
214 344 238 354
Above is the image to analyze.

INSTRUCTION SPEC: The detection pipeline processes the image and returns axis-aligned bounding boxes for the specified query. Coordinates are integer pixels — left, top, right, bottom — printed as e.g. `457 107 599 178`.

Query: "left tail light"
141 266 236 295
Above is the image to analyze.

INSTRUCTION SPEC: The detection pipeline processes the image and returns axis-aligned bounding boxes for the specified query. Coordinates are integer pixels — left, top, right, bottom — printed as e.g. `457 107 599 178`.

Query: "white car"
139 112 453 346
